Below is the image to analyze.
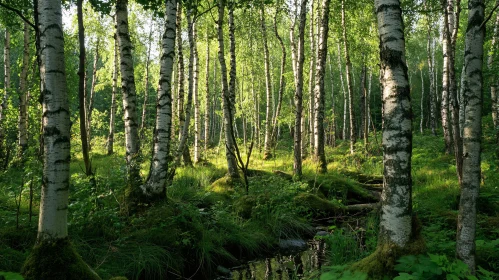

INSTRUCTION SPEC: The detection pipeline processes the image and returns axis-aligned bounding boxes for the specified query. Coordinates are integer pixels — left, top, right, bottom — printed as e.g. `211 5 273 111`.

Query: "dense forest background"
0 0 498 279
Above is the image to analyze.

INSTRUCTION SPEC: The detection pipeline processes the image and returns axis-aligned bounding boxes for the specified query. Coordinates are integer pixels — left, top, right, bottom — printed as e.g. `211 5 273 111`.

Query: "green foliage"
320 265 368 280
394 254 498 280
0 272 24 280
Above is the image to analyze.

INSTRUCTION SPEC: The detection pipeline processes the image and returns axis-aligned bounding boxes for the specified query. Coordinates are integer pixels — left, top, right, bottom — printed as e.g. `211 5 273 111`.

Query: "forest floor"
1 119 499 279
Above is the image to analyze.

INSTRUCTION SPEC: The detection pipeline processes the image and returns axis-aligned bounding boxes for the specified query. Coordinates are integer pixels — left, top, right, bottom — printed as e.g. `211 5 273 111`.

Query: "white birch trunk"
341 0 355 153
218 0 239 177
0 30 10 162
375 0 413 248
313 0 329 173
86 39 99 150
488 7 499 132
293 0 308 177
261 6 273 159
107 29 119 156
457 0 484 274
116 0 141 187
193 23 201 163
142 0 177 197
140 21 153 137
37 0 71 240
308 1 316 154
204 36 210 152
18 23 30 155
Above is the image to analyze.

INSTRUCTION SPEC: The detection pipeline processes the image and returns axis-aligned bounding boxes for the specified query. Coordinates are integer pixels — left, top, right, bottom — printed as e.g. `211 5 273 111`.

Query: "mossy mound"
293 193 345 214
0 244 26 271
0 227 36 251
233 195 257 218
210 176 242 194
350 215 426 279
21 238 101 280
311 174 377 203
109 277 128 280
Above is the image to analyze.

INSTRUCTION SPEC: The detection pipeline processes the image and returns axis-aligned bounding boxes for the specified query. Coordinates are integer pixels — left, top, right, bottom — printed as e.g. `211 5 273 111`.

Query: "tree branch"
0 2 36 30
480 1 499 29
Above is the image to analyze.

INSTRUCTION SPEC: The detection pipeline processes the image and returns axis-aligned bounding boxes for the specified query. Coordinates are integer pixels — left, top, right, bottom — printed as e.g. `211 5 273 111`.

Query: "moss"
210 176 242 194
233 195 256 218
0 245 25 271
21 238 101 280
350 215 426 279
293 193 345 213
0 227 36 251
109 277 128 280
311 174 376 203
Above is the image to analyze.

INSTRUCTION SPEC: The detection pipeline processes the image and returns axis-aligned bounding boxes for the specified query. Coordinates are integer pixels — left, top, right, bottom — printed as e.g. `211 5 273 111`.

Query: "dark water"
217 239 327 279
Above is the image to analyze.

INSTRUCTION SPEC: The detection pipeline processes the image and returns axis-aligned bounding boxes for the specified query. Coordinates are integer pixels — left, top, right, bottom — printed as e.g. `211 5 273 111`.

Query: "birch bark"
457 0 484 273
375 0 413 248
142 0 177 197
292 0 308 178
313 0 329 173
37 0 71 241
217 0 239 177
107 29 119 156
341 0 355 154
116 0 142 189
18 22 30 156
261 6 273 159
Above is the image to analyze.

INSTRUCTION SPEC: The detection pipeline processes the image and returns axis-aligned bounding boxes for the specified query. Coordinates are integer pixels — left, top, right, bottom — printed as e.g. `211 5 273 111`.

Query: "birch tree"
292 0 308 178
0 30 10 167
107 28 119 156
261 5 273 159
141 0 177 198
116 0 142 197
354 1 421 275
457 0 484 273
21 0 100 278
18 22 30 157
341 0 355 154
313 0 329 173
217 0 239 178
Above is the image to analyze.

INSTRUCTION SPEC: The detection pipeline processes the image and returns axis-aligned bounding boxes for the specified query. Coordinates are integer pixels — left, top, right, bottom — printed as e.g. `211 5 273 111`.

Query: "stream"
216 237 328 279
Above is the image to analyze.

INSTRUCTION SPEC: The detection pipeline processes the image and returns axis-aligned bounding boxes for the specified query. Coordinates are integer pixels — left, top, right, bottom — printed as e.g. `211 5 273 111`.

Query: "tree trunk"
375 0 414 249
140 21 154 139
77 0 92 176
261 6 273 159
176 12 195 167
0 30 10 167
107 27 119 156
441 14 453 154
271 9 286 148
142 0 177 198
337 43 347 140
488 4 499 141
116 0 142 192
204 34 210 152
18 23 30 157
86 38 99 151
420 67 424 134
313 0 329 173
36 0 72 241
359 63 368 150
22 1 99 277
308 1 316 155
218 0 239 178
176 2 185 140
328 53 336 147
292 0 308 178
341 0 355 154
444 0 463 183
427 22 437 136
193 22 201 163
457 0 484 274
